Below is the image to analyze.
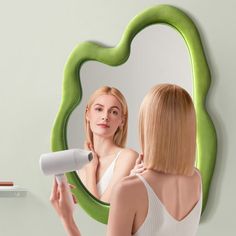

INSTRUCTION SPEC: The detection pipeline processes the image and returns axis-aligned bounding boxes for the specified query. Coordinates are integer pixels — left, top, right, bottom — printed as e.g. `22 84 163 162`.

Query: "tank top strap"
133 174 161 236
135 174 163 212
108 149 123 172
113 149 123 163
194 169 203 202
136 174 160 202
135 173 152 191
97 150 123 196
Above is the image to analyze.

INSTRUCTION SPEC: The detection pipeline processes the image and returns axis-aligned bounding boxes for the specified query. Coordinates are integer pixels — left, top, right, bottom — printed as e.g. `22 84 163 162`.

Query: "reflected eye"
111 109 119 115
95 107 103 112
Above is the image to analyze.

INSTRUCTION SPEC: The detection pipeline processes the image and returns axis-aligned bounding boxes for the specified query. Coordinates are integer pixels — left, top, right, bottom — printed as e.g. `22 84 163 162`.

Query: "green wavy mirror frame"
51 4 217 224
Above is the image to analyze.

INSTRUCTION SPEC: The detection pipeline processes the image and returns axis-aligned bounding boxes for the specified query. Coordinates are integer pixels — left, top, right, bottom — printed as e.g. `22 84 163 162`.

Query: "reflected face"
86 94 124 139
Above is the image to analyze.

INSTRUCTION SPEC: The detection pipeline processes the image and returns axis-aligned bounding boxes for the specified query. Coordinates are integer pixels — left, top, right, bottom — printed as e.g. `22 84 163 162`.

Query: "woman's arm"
79 142 100 199
50 178 81 236
61 217 81 236
107 177 137 236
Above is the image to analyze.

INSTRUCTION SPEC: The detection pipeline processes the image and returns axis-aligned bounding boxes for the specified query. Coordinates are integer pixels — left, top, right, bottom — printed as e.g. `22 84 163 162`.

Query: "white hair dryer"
39 149 93 183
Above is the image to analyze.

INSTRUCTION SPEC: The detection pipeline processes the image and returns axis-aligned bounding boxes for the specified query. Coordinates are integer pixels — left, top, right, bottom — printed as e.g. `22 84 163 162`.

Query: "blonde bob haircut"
84 86 128 148
139 84 196 176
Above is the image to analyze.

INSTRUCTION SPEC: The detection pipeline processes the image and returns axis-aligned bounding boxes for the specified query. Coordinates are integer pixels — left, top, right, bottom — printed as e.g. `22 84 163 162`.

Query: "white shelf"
0 186 27 197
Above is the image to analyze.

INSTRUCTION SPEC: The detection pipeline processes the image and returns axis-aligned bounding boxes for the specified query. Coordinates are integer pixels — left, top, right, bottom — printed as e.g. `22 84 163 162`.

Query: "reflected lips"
97 124 110 128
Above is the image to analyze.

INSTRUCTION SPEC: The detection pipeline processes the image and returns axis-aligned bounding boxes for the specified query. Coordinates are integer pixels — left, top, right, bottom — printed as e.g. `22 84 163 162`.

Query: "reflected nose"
102 112 109 121
102 116 109 121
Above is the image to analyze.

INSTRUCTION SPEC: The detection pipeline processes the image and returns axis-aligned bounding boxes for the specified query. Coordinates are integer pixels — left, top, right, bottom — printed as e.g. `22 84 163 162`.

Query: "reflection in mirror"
67 24 192 203
74 86 138 203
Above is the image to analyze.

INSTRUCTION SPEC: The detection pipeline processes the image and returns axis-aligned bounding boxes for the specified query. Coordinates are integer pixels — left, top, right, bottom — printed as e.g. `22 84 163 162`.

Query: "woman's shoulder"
119 147 139 159
115 148 138 169
112 174 145 199
110 175 144 214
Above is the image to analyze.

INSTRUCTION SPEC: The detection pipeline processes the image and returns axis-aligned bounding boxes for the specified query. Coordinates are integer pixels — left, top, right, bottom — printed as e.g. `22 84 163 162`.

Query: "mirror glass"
67 24 192 201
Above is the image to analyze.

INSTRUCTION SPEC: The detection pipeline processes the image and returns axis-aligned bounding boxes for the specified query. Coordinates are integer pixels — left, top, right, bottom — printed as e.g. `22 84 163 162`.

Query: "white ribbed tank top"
97 150 122 196
133 173 202 236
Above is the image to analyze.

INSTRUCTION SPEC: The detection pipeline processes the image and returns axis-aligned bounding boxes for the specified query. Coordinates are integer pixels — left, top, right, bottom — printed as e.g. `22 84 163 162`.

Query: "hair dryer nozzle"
39 149 92 176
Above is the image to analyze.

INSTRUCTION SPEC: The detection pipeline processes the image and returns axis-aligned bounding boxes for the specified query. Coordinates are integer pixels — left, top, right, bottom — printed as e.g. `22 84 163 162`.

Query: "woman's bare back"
131 169 201 234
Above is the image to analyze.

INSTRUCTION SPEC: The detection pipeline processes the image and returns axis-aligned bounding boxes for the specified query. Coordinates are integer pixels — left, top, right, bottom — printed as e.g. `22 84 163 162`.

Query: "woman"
77 86 138 202
51 84 202 236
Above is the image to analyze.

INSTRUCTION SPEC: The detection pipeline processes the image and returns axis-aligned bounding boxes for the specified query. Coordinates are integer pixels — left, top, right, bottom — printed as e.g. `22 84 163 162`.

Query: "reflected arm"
78 166 100 199
82 145 100 199
85 165 100 199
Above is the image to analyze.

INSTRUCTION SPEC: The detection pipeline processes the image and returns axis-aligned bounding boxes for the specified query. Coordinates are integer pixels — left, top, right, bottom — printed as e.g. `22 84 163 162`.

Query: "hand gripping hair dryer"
39 149 93 183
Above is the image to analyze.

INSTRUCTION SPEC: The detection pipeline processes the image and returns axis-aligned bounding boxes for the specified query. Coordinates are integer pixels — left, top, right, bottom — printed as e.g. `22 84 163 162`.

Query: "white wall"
0 0 235 235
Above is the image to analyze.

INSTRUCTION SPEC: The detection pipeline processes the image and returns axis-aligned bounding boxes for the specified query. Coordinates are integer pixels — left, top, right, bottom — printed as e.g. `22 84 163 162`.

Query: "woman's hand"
50 177 75 220
84 142 99 173
50 177 81 236
130 154 146 176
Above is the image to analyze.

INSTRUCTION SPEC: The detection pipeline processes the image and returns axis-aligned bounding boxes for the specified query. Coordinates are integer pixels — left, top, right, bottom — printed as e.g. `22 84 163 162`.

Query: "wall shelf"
0 186 27 197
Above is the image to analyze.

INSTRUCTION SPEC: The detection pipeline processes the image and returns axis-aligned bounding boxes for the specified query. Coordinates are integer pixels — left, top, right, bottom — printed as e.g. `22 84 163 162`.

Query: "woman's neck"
92 135 119 158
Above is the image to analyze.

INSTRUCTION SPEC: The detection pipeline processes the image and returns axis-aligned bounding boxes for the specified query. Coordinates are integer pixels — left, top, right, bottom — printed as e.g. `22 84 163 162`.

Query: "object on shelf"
0 181 14 186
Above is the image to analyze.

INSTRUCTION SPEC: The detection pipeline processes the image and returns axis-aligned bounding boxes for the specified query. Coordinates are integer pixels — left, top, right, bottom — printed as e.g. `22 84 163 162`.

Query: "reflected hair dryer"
39 149 93 183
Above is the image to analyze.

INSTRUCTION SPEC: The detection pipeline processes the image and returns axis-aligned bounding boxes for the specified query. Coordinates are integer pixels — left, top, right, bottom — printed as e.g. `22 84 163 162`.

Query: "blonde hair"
84 86 128 148
139 84 196 176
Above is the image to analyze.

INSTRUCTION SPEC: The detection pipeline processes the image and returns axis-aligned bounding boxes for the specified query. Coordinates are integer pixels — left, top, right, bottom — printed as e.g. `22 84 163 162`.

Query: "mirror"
67 24 193 202
51 4 217 224
67 24 193 153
